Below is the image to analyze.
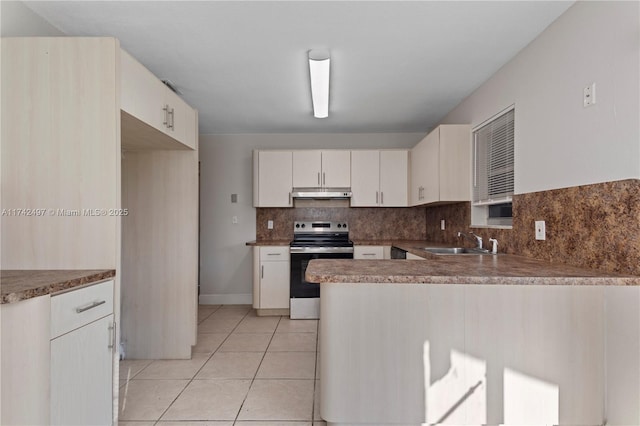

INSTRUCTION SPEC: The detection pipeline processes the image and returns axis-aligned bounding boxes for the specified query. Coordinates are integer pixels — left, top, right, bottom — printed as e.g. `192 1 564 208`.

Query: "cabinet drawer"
51 280 114 339
354 246 385 259
260 246 289 261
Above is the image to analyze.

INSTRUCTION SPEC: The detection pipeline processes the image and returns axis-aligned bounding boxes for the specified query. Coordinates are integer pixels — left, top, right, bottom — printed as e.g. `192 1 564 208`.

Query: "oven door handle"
290 246 354 255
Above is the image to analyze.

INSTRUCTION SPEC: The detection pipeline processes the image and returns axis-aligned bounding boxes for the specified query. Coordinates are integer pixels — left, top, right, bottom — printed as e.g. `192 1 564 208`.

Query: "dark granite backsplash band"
256 206 427 241
425 179 640 276
512 179 640 275
256 179 639 276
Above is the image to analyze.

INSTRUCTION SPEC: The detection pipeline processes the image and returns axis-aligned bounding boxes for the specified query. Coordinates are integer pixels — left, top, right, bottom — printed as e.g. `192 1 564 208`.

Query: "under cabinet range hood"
291 187 352 199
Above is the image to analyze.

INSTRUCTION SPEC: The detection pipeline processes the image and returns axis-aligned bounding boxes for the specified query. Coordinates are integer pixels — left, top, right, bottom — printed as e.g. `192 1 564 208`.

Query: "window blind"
473 109 514 204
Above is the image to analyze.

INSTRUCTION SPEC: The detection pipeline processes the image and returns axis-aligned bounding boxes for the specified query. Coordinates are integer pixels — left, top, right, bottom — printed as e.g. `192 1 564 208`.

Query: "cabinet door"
255 151 293 207
439 125 471 202
380 150 409 207
51 315 114 426
322 150 351 187
164 89 197 150
260 261 290 309
351 150 380 206
410 137 427 205
293 150 322 187
354 246 385 259
120 49 166 131
423 128 440 204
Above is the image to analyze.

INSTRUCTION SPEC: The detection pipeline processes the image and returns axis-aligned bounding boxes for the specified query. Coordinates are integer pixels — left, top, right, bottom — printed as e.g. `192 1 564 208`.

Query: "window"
472 107 514 227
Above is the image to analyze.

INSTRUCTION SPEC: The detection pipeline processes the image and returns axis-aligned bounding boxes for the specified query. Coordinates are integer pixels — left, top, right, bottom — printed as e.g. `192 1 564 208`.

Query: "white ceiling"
25 1 573 134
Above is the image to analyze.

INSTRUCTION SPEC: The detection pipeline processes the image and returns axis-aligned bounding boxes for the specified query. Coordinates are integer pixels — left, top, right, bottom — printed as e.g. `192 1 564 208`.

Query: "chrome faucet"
458 231 483 249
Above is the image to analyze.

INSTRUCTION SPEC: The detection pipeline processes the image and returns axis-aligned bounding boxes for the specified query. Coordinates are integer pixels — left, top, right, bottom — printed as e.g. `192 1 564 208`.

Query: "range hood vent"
291 187 352 200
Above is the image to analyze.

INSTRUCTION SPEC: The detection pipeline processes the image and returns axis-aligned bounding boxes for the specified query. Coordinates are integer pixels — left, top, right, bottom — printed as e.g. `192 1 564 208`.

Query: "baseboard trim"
199 293 252 305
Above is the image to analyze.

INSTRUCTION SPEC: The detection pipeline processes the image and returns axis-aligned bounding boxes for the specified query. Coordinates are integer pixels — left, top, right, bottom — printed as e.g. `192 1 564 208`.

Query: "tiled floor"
118 304 325 426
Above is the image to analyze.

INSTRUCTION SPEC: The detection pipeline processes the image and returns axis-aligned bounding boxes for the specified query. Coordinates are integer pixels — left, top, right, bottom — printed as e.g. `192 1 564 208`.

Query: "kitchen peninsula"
307 251 640 425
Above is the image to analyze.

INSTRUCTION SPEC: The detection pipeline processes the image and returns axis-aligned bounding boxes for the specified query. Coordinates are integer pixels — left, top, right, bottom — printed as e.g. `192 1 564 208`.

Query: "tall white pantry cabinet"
1 37 198 424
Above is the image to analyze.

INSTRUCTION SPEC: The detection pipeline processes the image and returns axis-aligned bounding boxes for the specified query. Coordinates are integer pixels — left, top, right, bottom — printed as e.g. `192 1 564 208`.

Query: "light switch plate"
535 220 546 240
440 219 446 230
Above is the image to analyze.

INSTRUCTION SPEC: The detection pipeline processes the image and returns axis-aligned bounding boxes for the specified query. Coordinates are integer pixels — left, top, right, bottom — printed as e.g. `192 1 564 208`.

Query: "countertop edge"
1 269 116 304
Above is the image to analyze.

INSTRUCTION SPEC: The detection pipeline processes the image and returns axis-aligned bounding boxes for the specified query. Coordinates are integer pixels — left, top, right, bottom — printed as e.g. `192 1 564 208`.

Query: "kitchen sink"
422 247 492 255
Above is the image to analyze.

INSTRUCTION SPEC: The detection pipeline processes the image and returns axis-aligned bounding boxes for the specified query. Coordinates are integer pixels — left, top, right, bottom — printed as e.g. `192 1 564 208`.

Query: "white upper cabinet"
439 125 472 202
253 150 293 207
321 150 351 187
120 49 197 150
411 125 470 206
351 150 380 206
351 150 408 207
292 150 322 187
292 150 351 188
380 150 409 206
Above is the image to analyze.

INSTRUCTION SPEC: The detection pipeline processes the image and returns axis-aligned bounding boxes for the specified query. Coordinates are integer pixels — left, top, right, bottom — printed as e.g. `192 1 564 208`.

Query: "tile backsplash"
425 179 640 276
255 179 639 275
256 206 427 241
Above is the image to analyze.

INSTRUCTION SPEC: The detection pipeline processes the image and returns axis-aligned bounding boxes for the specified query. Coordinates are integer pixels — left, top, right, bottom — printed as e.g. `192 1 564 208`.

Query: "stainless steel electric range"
289 221 354 319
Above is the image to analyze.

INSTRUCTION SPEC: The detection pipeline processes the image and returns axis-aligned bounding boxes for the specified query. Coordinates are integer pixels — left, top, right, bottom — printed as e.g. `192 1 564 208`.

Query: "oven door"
290 251 353 299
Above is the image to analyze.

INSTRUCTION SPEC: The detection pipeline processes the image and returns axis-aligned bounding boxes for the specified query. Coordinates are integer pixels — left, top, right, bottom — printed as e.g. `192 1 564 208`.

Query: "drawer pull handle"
75 300 106 313
267 253 281 256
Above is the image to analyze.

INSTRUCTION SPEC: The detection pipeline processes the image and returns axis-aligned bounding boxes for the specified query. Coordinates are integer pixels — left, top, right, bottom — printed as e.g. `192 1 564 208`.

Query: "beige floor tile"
218 332 272 352
198 316 242 333
119 359 153 381
234 316 280 333
161 379 251 421
256 352 316 379
199 304 222 310
193 333 228 353
238 379 314 421
134 353 209 380
268 332 317 352
313 422 327 426
208 308 249 319
276 318 318 333
196 351 263 379
118 422 155 426
219 304 252 310
198 304 219 314
118 379 189 421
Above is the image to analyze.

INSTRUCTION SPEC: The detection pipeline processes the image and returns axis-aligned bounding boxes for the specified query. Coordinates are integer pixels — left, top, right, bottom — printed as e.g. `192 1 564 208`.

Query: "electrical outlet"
232 216 238 224
441 219 446 230
268 220 274 229
535 220 546 240
583 82 596 107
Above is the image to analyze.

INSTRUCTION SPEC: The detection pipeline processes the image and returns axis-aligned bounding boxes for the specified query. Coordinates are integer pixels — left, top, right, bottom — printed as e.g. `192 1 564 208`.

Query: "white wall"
440 1 640 195
198 133 423 304
0 1 64 36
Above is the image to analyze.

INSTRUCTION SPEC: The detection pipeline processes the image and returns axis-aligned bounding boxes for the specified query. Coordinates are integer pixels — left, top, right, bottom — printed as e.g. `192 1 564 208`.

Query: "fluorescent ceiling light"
308 49 330 119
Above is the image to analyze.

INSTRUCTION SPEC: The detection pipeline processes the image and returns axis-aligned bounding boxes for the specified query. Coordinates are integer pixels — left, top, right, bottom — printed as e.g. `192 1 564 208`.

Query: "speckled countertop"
1 270 116 304
307 240 640 286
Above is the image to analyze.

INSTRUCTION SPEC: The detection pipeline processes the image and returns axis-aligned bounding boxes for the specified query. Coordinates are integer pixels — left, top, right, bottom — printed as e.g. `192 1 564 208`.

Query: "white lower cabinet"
50 280 115 426
354 246 385 260
51 315 114 426
253 246 290 311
